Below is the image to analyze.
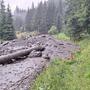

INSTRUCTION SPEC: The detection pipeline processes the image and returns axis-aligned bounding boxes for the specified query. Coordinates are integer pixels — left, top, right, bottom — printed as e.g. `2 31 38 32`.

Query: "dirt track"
0 35 80 90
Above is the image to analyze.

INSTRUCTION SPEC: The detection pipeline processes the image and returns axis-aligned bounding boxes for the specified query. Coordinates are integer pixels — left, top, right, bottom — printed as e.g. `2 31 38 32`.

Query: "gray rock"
2 41 9 46
42 54 50 60
28 50 42 58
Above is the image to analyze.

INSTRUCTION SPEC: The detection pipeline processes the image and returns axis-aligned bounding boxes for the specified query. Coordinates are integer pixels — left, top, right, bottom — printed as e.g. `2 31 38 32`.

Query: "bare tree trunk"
0 46 45 65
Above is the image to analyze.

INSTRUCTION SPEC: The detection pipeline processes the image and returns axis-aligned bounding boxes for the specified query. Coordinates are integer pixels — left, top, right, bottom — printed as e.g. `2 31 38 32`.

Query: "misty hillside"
13 7 27 31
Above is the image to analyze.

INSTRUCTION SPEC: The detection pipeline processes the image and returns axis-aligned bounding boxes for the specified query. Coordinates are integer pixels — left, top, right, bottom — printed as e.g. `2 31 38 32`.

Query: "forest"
0 0 90 90
0 0 89 41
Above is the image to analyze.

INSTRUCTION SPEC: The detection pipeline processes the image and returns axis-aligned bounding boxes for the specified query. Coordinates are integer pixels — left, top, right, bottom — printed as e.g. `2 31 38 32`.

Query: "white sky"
4 0 47 11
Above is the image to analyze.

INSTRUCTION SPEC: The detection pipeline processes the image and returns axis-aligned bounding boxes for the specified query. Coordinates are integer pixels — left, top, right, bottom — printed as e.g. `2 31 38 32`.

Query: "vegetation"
66 0 90 40
0 0 16 40
0 0 90 89
32 37 90 90
48 26 58 35
54 33 70 40
14 0 90 40
16 31 39 39
25 0 64 34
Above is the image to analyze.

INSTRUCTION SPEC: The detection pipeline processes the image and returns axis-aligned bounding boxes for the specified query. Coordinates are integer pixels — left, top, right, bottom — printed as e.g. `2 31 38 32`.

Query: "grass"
31 35 90 90
54 33 70 40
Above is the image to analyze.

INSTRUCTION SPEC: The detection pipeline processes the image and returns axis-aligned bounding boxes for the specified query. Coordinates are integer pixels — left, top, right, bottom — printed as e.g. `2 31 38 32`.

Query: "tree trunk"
0 46 45 65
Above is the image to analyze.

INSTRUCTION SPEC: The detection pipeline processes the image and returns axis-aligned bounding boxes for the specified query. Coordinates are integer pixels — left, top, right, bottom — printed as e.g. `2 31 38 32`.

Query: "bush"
55 33 70 40
48 26 58 35
16 31 39 39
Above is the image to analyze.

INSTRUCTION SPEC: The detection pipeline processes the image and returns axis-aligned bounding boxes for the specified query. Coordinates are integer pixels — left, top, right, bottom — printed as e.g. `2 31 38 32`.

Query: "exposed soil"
0 35 80 90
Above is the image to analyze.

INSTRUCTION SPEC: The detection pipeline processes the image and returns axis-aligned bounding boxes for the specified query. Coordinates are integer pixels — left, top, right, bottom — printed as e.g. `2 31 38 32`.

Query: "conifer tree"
0 0 6 40
25 3 35 32
66 0 87 40
46 0 56 30
0 1 16 40
4 4 16 40
85 0 90 34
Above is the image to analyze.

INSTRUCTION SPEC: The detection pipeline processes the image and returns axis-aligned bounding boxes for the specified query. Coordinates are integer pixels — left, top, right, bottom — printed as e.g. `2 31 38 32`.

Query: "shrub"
55 33 70 40
48 26 58 35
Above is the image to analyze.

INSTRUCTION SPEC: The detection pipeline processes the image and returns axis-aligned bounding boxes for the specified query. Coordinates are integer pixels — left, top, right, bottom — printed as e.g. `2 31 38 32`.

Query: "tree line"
20 0 90 40
25 0 64 34
0 0 16 40
66 0 90 40
0 0 90 40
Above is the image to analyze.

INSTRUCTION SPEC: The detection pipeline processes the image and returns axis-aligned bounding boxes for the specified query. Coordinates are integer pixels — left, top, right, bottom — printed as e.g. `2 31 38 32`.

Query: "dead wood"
0 46 45 64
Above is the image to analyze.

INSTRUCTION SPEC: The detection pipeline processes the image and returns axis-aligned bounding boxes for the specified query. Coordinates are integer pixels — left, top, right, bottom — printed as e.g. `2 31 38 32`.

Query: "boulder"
28 50 42 58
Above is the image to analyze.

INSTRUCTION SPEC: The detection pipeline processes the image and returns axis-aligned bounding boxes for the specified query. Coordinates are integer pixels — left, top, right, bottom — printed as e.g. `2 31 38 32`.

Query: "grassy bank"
32 35 90 90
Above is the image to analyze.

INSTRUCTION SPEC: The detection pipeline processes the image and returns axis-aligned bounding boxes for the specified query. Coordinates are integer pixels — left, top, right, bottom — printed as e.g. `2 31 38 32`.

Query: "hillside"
32 37 90 90
0 35 79 90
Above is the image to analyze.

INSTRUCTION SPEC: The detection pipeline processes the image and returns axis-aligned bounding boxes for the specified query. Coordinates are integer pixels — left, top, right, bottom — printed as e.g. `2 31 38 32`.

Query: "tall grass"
54 33 70 40
31 37 90 90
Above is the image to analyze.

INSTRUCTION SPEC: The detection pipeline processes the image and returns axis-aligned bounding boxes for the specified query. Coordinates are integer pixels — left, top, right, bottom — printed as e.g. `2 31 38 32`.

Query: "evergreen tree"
85 0 90 34
25 8 31 31
66 0 87 40
0 0 6 40
24 0 64 34
41 1 48 34
4 4 16 40
55 0 63 32
34 1 43 33
46 0 56 30
35 1 48 34
0 1 16 40
25 3 35 31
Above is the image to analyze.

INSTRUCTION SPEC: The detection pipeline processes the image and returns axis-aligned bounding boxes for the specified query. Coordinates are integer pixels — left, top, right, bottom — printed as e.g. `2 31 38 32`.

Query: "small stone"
36 42 40 45
42 54 50 60
0 65 3 67
54 45 57 48
2 41 9 46
12 59 16 62
41 35 46 38
12 40 16 42
59 43 64 45
45 44 48 47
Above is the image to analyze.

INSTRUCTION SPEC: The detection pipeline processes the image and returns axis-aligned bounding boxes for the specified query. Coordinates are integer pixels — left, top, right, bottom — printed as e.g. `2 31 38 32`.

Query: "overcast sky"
4 0 47 12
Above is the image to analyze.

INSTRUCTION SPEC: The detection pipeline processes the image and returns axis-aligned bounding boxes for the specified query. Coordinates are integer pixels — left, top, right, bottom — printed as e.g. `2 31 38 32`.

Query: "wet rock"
42 54 50 60
59 43 64 45
41 35 46 38
54 45 58 48
12 40 16 42
36 42 41 45
28 50 42 58
2 41 9 46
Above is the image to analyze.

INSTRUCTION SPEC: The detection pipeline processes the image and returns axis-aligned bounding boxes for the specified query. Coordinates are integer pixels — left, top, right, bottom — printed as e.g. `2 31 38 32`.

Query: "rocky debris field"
0 35 80 90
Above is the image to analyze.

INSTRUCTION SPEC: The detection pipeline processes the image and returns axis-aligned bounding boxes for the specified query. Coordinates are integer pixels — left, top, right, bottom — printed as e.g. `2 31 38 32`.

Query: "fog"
4 0 47 11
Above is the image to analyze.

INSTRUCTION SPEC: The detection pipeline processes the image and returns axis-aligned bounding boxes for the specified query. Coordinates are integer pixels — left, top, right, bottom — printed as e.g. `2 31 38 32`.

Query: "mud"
0 35 80 90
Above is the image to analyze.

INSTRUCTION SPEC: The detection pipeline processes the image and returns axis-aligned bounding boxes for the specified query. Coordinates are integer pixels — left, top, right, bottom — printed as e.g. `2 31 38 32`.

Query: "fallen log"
0 46 45 65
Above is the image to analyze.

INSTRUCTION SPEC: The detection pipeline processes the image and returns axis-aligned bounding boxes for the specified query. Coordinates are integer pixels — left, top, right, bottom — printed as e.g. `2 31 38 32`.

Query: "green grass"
31 37 90 90
54 33 70 40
